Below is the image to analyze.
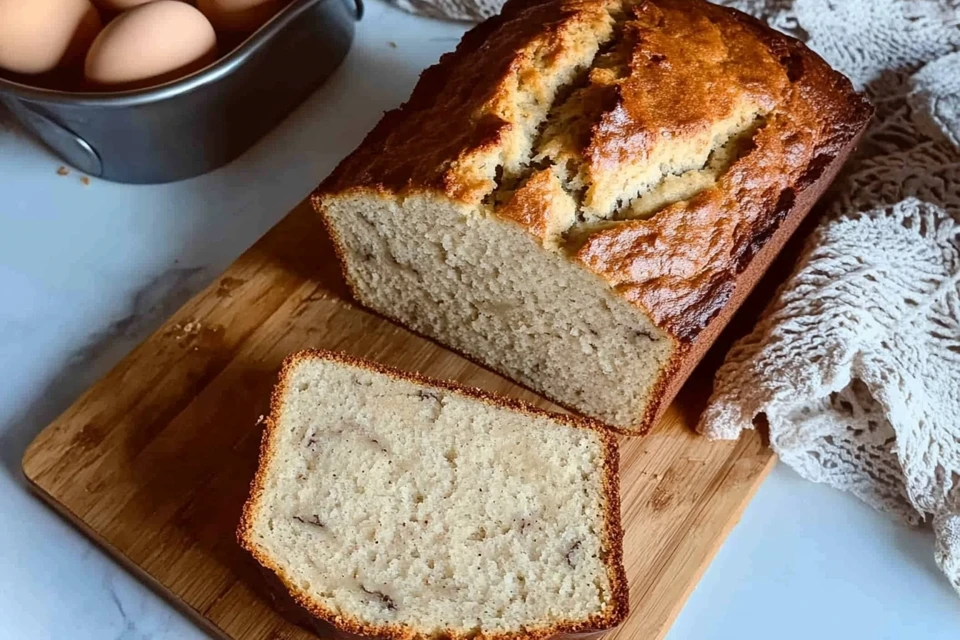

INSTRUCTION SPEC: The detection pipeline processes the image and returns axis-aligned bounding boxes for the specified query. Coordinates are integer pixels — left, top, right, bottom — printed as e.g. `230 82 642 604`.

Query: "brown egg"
92 0 155 11
197 0 291 34
0 0 102 75
84 1 217 90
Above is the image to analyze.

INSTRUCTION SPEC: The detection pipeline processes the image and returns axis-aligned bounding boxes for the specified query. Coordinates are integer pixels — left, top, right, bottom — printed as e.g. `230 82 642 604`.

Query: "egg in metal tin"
93 0 154 11
84 0 218 89
0 0 102 76
198 0 292 34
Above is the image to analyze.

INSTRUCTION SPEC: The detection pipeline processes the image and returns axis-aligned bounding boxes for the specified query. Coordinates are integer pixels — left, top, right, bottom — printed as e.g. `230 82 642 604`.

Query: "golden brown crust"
317 0 617 204
498 168 577 246
574 0 872 340
580 0 787 210
315 0 871 344
238 349 629 639
630 115 869 434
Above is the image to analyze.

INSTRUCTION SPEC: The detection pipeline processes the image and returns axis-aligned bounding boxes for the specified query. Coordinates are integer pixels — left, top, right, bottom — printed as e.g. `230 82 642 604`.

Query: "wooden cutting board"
22 198 775 640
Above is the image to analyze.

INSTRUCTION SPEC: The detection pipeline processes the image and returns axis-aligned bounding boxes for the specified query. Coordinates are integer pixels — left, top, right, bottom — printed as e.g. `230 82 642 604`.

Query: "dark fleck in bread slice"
312 0 872 434
239 350 628 639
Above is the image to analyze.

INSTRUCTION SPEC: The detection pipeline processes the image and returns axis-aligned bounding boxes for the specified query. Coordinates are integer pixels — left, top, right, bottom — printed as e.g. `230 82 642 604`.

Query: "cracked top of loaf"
317 0 871 342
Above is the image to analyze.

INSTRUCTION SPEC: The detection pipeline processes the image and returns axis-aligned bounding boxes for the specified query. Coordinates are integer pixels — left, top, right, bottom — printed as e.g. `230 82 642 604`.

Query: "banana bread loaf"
239 350 627 639
313 0 872 434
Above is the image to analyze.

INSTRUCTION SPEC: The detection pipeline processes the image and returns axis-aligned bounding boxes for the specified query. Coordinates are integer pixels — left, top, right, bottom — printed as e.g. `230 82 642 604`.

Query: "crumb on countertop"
80 176 90 185
57 166 69 176
388 41 397 48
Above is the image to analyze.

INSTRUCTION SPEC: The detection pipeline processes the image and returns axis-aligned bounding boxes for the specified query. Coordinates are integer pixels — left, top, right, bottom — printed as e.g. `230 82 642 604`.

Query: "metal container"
0 0 363 184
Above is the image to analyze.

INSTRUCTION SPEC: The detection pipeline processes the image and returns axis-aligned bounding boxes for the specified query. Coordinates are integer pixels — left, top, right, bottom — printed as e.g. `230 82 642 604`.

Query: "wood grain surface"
22 199 776 640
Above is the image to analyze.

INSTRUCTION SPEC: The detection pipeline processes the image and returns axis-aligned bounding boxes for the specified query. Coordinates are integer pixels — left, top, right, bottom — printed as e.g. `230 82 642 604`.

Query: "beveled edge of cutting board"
656 449 776 639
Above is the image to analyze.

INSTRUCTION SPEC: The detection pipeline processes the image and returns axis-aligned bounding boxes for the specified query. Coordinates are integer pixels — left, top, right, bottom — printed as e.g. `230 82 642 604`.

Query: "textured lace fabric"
699 0 960 595
390 0 503 21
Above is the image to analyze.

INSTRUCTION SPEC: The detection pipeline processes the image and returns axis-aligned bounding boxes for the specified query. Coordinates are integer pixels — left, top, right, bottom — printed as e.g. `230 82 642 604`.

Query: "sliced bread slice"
239 350 628 639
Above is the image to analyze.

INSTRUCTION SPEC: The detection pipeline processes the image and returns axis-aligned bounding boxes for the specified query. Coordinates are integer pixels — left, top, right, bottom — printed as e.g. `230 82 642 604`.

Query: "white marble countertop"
2 2 959 638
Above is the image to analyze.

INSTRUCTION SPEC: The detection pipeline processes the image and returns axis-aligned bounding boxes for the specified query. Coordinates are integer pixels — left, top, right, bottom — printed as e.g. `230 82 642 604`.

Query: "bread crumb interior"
247 359 618 633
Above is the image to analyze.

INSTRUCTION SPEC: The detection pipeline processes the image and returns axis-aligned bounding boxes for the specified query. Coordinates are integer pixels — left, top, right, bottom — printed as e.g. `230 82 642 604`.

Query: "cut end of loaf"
239 350 628 639
319 190 677 433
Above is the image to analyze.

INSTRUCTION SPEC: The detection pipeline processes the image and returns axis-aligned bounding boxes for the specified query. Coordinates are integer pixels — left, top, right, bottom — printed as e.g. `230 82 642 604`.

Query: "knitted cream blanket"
696 0 960 594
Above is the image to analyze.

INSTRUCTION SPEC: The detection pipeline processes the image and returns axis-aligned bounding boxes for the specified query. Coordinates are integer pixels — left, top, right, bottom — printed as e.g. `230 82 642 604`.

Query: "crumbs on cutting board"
171 319 203 341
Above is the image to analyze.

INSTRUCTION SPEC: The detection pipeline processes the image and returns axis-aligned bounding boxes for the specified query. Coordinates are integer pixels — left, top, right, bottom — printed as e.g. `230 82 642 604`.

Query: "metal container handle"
11 102 104 176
